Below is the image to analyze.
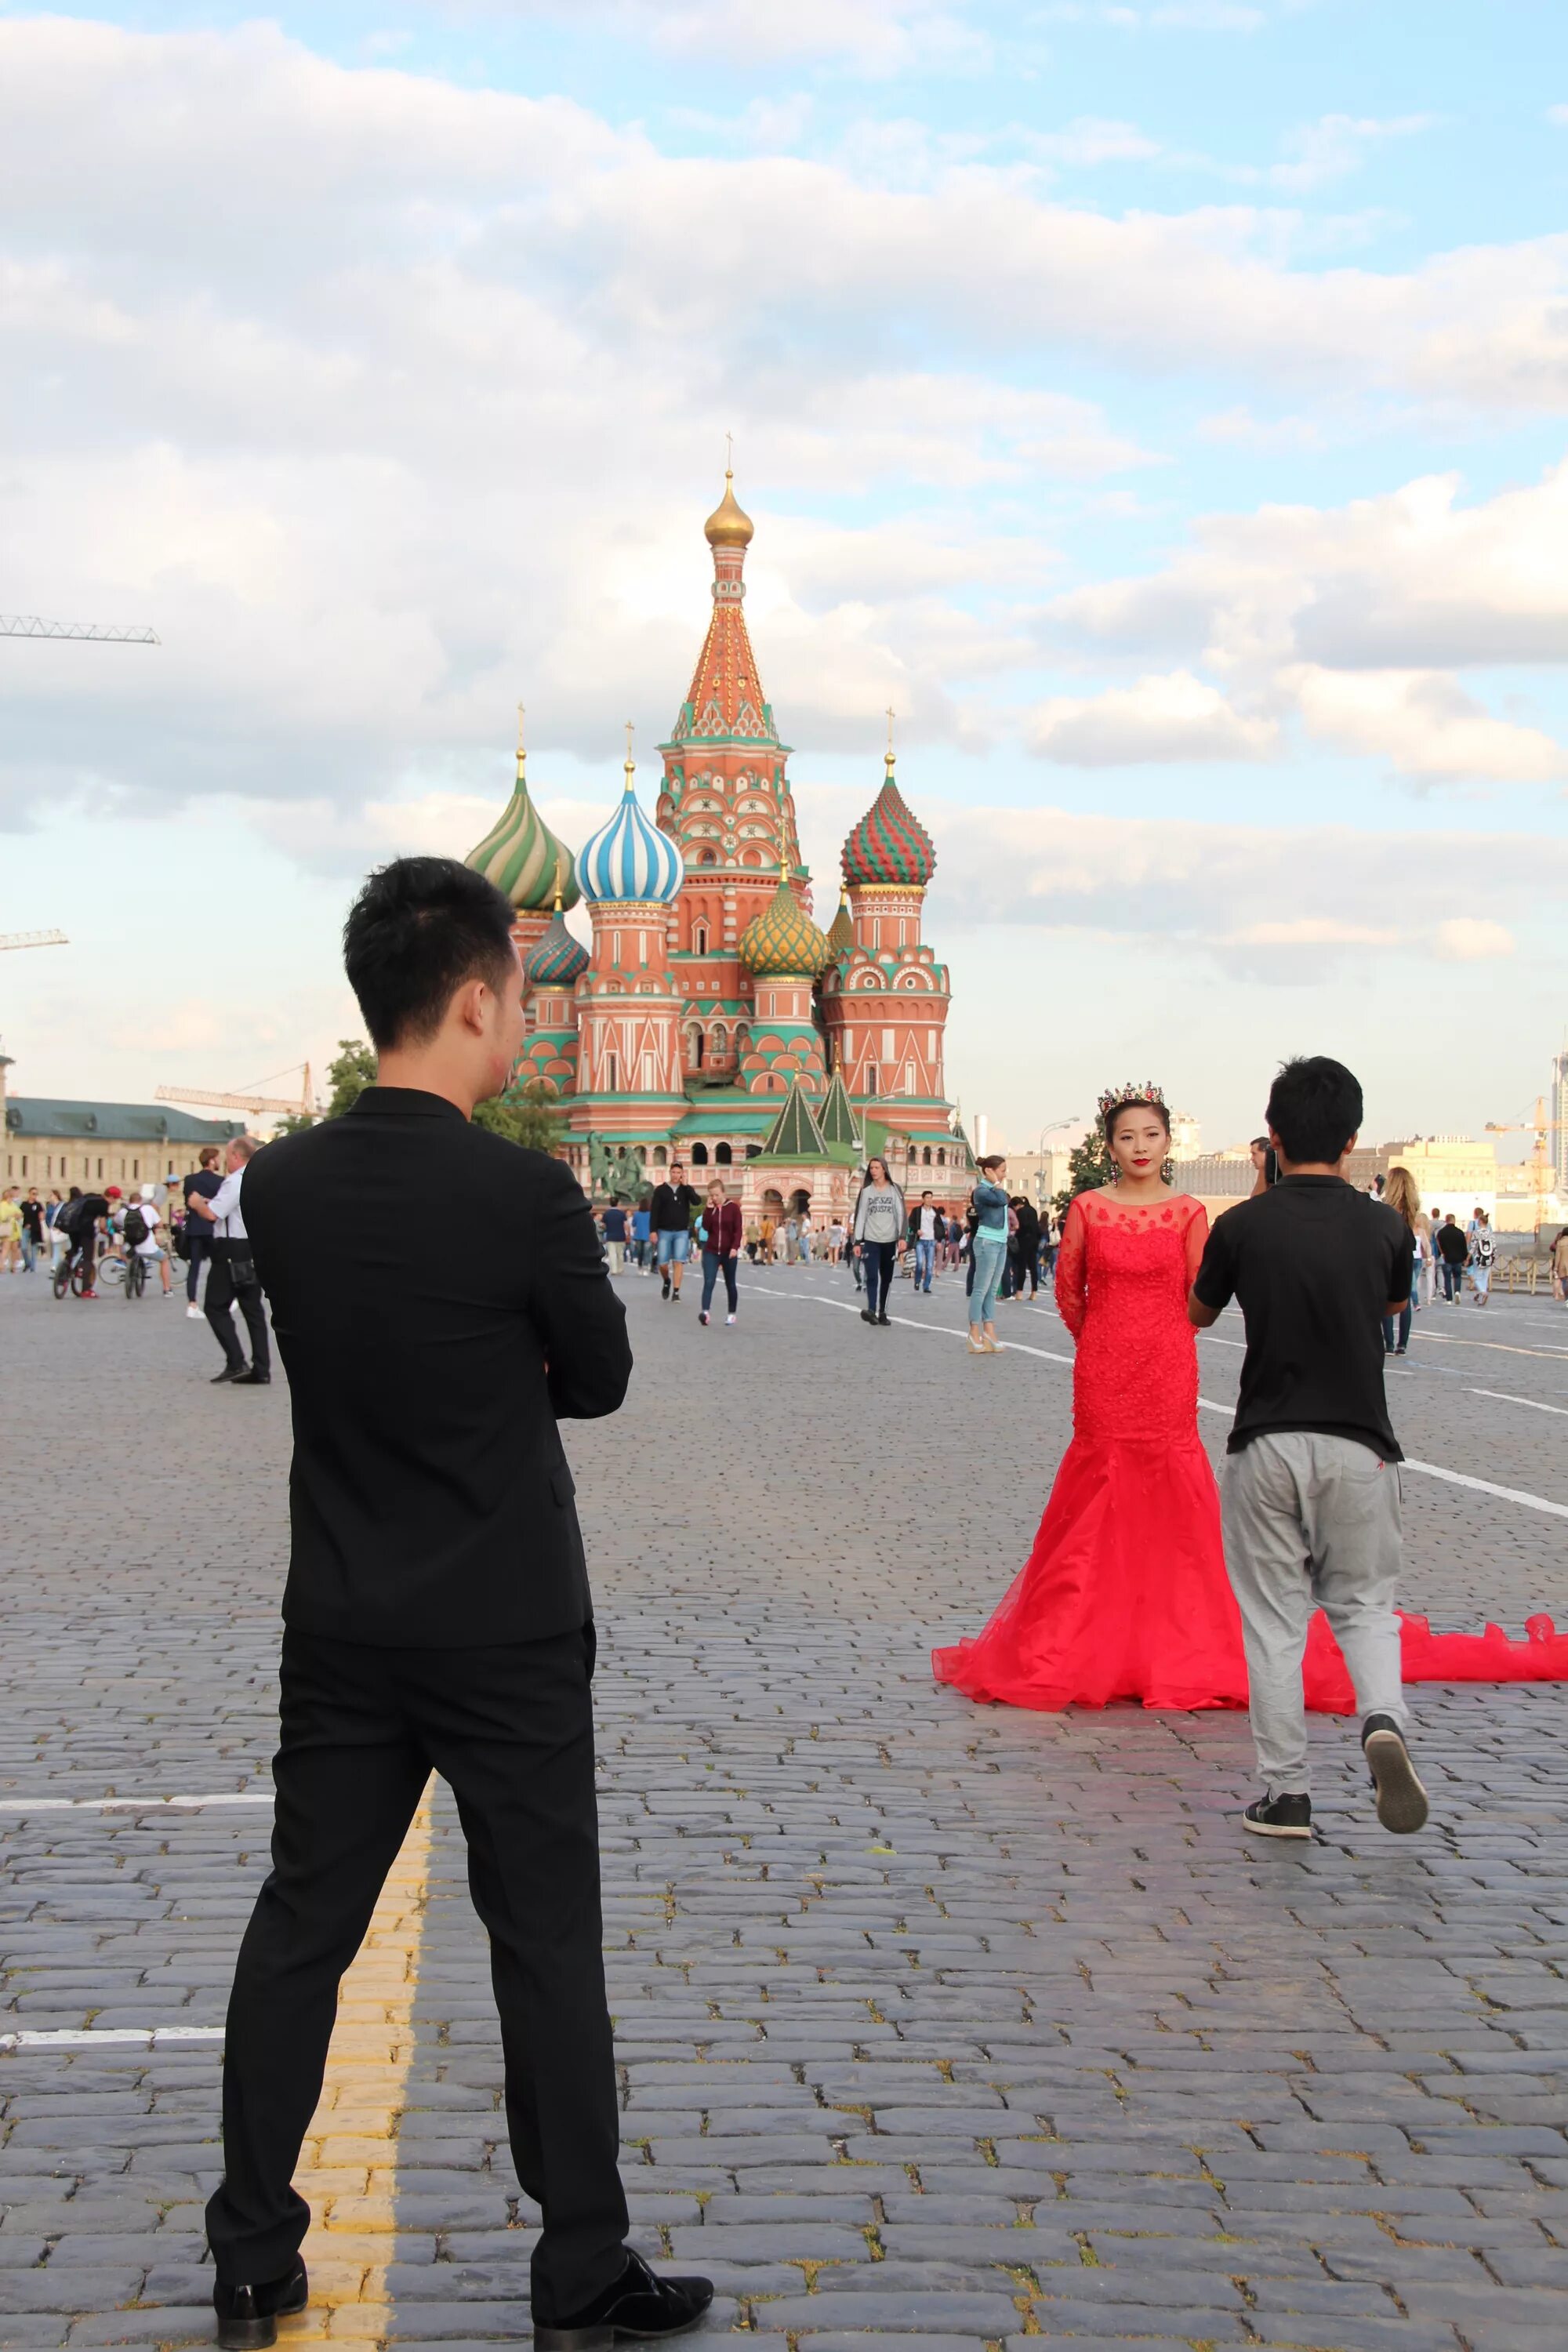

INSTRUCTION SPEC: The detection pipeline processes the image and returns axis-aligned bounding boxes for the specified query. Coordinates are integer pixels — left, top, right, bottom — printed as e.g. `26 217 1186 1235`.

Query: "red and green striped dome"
841 770 935 891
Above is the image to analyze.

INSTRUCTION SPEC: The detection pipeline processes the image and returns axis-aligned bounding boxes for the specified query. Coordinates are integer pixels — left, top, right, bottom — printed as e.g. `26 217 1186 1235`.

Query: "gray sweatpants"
1221 1432 1406 1797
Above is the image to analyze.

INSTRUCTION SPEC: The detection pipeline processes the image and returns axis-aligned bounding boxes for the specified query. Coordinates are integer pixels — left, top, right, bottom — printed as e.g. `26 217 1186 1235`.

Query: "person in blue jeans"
851 1158 906 1326
967 1155 1011 1354
908 1190 939 1294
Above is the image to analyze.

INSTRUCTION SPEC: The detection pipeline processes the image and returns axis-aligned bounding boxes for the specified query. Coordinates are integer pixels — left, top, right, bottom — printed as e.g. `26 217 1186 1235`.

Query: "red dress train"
931 1190 1568 1712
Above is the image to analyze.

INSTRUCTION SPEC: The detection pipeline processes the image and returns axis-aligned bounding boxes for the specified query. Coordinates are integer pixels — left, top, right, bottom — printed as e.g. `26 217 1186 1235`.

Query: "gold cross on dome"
725 429 734 473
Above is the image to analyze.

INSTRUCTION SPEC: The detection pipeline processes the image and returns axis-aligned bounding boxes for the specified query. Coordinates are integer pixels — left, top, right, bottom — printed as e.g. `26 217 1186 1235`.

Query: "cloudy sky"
2 0 1565 1151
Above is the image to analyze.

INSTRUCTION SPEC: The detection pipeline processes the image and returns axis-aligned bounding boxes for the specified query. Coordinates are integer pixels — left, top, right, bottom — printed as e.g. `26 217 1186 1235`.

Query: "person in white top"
190 1135 273 1385
131 1181 174 1296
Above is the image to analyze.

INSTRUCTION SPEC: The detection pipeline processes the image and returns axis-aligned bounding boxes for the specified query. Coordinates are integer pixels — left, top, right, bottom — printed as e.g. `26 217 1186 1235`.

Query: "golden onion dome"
703 469 754 549
739 874 831 978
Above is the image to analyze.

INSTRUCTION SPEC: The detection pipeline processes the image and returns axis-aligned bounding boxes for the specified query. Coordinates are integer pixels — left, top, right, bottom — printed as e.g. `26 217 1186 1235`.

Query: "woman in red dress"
933 1090 1248 1710
931 1087 1568 1714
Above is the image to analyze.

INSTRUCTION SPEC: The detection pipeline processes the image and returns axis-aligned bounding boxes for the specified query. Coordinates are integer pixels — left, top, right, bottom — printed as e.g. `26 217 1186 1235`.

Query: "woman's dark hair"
1265 1055 1363 1166
1102 1095 1171 1143
343 856 518 1051
865 1156 891 1182
978 1152 1007 1172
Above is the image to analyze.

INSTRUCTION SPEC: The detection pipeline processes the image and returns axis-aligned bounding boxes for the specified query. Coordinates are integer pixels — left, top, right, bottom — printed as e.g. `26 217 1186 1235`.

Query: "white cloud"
1285 666 1568 786
641 0 981 71
1028 117 1162 166
1433 918 1515 961
1029 670 1279 764
1268 112 1439 194
920 800 1561 978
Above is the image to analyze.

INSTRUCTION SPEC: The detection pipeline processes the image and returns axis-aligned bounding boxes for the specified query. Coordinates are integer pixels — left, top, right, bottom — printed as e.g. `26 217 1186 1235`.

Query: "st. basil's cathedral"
462 472 971 1220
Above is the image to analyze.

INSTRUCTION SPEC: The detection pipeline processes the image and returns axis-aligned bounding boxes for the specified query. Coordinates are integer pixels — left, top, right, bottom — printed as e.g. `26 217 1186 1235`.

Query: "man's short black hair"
343 857 518 1051
1265 1055 1363 1166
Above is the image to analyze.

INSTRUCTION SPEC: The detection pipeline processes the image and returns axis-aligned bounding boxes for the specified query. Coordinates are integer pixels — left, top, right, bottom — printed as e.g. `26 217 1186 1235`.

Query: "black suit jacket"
243 1087 631 1647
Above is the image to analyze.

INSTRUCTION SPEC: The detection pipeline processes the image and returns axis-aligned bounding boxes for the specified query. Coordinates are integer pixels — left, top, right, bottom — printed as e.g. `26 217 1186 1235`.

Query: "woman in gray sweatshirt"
851 1159 907 1326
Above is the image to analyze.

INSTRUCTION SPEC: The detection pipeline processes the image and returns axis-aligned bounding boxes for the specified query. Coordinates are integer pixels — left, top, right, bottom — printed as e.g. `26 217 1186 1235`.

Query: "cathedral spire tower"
657 473 804 1073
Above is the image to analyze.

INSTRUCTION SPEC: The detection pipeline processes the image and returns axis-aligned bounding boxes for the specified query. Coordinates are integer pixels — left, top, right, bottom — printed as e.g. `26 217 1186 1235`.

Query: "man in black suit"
205 858 710 2352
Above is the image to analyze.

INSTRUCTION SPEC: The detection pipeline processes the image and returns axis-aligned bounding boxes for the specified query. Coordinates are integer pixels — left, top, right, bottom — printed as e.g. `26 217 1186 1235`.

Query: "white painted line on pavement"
1468 1388 1568 1417
0 1793 272 1813
753 1285 1568 1523
1411 1330 1568 1363
0 2027 225 2053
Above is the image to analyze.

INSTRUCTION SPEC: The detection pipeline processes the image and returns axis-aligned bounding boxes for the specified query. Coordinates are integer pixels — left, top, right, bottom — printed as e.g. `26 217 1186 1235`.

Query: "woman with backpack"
1380 1166 1421 1356
1468 1210 1495 1305
967 1155 1012 1354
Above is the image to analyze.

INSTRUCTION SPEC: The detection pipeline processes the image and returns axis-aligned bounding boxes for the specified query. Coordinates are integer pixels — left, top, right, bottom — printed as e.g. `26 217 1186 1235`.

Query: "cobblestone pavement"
2 1258 1567 2352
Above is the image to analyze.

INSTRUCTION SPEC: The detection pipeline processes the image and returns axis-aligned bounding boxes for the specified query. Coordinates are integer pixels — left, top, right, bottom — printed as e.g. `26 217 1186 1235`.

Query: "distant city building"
1168 1110 1202 1160
464 474 971 1216
2 1065 245 1189
1554 1050 1568 1194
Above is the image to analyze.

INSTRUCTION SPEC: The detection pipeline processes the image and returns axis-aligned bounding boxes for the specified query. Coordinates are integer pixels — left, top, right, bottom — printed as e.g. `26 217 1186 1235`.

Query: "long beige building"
2 1060 244 1189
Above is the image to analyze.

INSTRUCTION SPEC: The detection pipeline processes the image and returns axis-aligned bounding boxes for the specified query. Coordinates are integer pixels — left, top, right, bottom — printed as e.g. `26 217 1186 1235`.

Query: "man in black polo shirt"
1190 1056 1428 1842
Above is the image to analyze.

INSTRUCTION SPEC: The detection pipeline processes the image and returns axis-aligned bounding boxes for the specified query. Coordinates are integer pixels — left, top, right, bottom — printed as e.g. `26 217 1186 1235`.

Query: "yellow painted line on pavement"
289 1790 434 2343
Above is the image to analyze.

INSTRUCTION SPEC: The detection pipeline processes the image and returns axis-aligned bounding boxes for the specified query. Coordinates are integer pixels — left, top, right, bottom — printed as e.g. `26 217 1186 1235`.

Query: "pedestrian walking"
183 1145 223 1319
17 1188 44 1273
1013 1195 1040 1301
190 1138 272 1384
601 1197 628 1275
699 1179 742 1326
204 855 710 2352
0 1187 22 1273
851 1156 906 1326
1468 1210 1494 1305
967 1155 1011 1354
1553 1225 1568 1302
1190 1054 1428 1842
631 1196 652 1272
1435 1212 1467 1301
909 1189 940 1294
650 1162 699 1302
1380 1165 1421 1356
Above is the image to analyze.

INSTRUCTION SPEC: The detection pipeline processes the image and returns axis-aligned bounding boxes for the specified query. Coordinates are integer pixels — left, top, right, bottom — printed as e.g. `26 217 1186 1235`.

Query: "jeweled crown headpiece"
1098 1080 1167 1126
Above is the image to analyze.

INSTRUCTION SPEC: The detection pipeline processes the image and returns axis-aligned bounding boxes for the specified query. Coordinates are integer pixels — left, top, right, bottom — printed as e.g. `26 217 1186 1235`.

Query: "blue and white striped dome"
580 765 684 906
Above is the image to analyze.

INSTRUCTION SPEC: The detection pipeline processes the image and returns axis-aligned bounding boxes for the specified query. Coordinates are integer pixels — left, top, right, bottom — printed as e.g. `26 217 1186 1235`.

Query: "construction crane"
0 930 68 953
1484 1097 1562 1231
2 616 159 644
156 1062 315 1120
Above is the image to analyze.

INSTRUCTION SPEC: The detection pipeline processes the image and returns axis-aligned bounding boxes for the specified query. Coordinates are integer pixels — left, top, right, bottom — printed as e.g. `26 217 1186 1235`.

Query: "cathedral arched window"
687 1025 704 1069
937 1147 946 1166
691 1142 710 1165
715 1142 732 1165
866 1064 879 1097
710 1023 728 1059
693 921 710 955
698 848 717 866
652 1145 668 1166
923 1145 931 1164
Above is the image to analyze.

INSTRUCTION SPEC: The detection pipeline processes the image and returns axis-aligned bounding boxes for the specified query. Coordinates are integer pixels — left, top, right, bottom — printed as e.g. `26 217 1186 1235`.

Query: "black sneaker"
1242 1792 1312 1839
1363 1714 1428 1833
534 2249 713 2351
698 1310 710 1327
661 1274 670 1299
213 2259 307 2350
860 1308 874 1323
211 1363 248 1385
876 1312 891 1326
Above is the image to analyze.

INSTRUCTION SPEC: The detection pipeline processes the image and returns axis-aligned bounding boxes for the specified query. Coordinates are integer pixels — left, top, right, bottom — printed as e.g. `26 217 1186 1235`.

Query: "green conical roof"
465 750 579 913
754 1076 830 1163
827 892 855 960
818 1068 861 1152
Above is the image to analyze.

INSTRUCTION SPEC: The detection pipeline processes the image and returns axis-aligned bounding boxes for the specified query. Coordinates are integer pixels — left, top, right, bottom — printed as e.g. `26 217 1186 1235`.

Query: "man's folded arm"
528 1157 633 1419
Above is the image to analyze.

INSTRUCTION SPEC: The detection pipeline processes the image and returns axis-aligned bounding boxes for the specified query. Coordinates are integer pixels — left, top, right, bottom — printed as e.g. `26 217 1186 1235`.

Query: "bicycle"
52 1249 94 1300
124 1250 147 1300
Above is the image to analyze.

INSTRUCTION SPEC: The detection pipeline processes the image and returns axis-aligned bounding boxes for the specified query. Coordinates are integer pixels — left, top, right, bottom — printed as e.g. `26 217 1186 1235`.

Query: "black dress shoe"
860 1308 874 1323
213 2259 307 2350
210 1364 248 1385
534 2250 713 2351
876 1312 891 1326
230 1368 271 1385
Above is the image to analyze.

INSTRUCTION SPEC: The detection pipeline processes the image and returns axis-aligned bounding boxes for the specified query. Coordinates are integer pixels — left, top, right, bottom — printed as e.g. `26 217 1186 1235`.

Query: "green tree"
323 1039 378 1120
474 1081 565 1156
1052 1127 1113 1222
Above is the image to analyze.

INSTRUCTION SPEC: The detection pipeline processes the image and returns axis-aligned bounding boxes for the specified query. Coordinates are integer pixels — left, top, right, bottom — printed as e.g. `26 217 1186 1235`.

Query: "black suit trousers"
205 1626 627 2314
205 1239 271 1374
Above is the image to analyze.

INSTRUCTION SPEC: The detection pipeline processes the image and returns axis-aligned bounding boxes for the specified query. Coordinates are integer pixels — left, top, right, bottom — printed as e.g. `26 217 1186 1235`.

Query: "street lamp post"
1033 1116 1078 1212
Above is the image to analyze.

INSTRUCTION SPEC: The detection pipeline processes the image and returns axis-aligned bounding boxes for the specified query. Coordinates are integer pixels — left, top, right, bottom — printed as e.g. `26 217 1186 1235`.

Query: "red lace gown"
931 1190 1568 1712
